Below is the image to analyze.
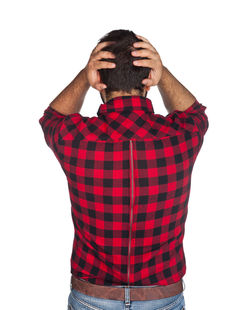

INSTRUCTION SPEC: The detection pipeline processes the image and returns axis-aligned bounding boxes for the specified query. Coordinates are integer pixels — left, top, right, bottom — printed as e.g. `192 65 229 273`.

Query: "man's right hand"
131 34 163 87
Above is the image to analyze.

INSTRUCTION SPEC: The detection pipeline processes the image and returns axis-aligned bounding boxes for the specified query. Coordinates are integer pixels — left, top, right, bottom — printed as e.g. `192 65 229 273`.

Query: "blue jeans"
67 279 186 310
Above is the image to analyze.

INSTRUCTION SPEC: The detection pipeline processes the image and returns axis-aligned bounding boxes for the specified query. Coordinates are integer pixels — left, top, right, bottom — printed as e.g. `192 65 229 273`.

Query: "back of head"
98 29 151 98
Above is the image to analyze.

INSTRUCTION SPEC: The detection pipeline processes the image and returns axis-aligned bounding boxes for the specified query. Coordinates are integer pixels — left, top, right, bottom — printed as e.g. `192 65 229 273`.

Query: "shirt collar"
97 95 154 116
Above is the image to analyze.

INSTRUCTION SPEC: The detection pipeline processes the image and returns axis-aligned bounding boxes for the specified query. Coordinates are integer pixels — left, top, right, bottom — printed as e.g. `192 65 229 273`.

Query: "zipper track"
127 139 134 286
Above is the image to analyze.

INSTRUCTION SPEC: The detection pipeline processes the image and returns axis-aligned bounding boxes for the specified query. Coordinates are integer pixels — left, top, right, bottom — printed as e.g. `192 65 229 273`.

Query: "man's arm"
49 69 90 116
132 34 196 114
157 65 196 113
39 41 116 151
47 41 116 116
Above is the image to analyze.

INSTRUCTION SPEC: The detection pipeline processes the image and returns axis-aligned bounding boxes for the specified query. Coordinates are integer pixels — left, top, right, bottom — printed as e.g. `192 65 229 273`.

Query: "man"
39 29 208 310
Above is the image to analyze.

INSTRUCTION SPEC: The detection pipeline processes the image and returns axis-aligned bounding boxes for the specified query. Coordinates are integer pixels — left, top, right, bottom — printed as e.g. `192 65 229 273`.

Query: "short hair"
97 29 151 98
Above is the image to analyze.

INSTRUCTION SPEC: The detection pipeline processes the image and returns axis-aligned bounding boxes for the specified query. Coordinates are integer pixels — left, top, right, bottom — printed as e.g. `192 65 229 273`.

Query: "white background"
1 0 249 309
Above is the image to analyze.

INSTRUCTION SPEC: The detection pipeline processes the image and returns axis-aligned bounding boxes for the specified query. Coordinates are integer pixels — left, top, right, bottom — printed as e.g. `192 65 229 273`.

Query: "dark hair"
97 29 151 98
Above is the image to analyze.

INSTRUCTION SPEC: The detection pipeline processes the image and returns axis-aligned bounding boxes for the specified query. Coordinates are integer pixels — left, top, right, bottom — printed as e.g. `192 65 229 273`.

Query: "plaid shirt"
39 95 208 286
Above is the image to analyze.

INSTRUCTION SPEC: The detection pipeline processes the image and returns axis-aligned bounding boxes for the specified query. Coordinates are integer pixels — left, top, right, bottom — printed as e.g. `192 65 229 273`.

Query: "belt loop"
124 286 131 309
182 278 186 291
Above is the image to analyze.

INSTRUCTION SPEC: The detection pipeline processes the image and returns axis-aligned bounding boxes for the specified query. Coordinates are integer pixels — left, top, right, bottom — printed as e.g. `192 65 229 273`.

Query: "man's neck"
102 90 146 103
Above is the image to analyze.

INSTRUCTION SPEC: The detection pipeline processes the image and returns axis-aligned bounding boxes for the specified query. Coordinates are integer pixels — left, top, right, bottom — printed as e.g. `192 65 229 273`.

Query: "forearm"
157 65 196 113
49 68 90 115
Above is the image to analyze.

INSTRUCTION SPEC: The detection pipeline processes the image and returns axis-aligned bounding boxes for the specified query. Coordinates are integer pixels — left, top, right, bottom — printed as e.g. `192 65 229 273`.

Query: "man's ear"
144 70 152 91
148 70 152 80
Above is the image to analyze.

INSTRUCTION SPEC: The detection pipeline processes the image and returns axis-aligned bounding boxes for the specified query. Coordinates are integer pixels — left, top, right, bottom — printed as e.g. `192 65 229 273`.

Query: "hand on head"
84 34 163 92
83 41 116 92
131 34 163 87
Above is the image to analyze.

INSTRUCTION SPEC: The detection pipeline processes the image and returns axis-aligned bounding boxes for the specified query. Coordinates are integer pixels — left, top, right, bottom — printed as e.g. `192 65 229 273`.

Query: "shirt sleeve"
38 106 83 151
165 99 209 136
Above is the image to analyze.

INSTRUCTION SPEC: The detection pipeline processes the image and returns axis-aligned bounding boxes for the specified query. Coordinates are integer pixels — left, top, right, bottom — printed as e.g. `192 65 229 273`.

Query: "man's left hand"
83 41 116 92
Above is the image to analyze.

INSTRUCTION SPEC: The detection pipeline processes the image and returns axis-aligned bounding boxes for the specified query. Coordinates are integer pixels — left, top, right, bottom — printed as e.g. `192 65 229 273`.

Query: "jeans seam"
155 293 184 310
68 304 74 310
70 290 103 310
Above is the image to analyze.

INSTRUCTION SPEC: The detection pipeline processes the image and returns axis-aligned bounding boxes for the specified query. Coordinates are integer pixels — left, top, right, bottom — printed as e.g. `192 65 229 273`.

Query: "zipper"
127 139 134 286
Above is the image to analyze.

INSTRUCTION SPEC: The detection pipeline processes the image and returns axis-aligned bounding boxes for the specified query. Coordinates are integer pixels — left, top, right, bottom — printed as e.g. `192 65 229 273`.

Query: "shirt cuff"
45 106 68 118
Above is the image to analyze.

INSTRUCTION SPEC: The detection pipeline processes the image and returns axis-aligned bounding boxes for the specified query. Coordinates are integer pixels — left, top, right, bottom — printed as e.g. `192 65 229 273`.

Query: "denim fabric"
67 279 186 310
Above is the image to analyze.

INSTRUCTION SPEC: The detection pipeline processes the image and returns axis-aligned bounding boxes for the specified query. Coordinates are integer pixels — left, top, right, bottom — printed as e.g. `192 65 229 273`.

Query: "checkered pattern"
39 95 209 286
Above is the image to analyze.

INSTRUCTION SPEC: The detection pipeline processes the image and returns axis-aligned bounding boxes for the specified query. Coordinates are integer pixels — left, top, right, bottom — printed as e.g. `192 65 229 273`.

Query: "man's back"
39 95 208 286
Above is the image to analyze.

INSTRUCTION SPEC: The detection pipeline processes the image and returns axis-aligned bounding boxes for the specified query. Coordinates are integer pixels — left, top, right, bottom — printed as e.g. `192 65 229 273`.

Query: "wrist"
158 65 166 86
81 68 90 88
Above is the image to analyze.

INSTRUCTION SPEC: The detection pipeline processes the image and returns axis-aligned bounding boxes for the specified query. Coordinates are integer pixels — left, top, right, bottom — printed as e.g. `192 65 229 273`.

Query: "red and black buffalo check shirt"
39 95 209 286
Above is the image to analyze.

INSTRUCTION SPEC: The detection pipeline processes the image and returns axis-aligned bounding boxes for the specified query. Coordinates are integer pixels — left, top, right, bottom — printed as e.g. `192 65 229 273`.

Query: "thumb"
142 79 153 87
96 83 107 92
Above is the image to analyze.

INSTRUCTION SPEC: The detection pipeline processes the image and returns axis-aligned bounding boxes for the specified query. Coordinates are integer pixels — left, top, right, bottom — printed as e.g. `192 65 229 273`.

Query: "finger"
132 41 156 52
135 34 149 43
95 83 107 91
141 78 154 87
95 51 116 60
131 48 156 59
133 59 154 68
94 41 116 53
95 60 116 70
